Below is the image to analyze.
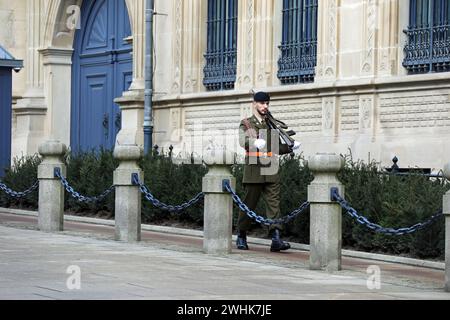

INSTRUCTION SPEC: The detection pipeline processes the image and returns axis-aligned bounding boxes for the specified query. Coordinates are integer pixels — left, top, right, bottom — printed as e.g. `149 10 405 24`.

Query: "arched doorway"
71 0 132 152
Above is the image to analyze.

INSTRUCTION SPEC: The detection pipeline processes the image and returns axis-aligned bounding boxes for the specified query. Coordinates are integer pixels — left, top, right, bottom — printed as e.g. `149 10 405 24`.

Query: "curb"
1 207 445 271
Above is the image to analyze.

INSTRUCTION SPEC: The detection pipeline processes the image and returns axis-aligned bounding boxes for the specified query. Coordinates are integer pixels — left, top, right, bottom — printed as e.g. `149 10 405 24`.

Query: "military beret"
253 91 270 102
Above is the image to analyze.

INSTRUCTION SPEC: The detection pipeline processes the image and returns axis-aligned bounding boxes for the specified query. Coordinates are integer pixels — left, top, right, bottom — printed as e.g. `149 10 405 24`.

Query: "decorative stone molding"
25 0 45 92
359 95 374 131
183 0 205 93
171 0 183 93
378 0 399 76
361 0 378 75
322 98 336 133
236 0 255 89
128 0 144 90
316 0 339 80
254 0 274 87
169 108 182 142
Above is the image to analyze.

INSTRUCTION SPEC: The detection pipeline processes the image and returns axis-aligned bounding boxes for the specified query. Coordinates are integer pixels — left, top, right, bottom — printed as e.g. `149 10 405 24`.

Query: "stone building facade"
1 0 449 172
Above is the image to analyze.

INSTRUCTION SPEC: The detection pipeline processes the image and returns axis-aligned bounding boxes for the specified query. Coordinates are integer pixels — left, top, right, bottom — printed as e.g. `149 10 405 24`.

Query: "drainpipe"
144 0 154 154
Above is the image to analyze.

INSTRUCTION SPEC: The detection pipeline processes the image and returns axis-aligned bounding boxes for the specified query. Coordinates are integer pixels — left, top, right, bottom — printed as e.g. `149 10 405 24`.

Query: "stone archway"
43 0 135 49
38 0 144 149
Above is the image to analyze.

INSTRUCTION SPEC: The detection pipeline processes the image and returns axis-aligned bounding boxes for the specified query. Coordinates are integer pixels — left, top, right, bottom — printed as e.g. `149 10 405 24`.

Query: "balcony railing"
404 24 450 73
278 0 318 84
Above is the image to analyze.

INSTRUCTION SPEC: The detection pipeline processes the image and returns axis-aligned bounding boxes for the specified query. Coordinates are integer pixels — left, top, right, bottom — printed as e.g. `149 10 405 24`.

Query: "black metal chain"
54 169 114 204
132 175 204 213
331 188 443 235
0 181 39 198
223 180 310 226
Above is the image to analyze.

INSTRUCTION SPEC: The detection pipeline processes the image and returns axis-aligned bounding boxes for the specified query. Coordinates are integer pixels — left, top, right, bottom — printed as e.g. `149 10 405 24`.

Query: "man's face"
254 101 269 116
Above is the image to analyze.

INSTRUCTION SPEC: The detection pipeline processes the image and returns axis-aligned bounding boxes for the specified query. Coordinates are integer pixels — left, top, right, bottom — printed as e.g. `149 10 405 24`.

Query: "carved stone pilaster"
254 0 274 87
12 0 47 159
170 0 205 94
182 0 205 93
25 0 45 92
361 0 378 76
316 0 339 80
171 0 183 93
236 0 255 89
39 47 73 145
129 0 145 90
378 0 399 76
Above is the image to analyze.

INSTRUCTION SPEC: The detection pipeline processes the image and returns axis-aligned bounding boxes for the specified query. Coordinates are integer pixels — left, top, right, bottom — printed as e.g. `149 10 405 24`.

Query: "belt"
246 152 273 157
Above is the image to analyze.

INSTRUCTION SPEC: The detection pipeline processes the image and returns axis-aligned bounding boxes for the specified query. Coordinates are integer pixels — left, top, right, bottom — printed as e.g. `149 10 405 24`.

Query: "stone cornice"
39 47 74 65
153 73 450 107
114 90 145 110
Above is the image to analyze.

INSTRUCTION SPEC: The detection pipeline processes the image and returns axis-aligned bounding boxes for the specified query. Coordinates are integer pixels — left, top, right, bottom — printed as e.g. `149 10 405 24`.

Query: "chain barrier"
379 171 447 180
223 180 310 226
331 188 443 235
0 180 39 199
54 168 114 204
132 174 204 212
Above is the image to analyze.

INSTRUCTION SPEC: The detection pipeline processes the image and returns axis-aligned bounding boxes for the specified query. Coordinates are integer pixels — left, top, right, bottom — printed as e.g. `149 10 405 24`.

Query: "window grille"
278 0 318 84
404 0 450 73
203 0 238 91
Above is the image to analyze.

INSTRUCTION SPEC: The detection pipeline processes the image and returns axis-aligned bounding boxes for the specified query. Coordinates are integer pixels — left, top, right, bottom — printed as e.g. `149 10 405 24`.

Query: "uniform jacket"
239 115 291 184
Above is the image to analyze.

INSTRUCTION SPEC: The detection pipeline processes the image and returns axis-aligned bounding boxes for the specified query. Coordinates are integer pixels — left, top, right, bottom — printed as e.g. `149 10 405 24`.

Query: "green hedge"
1 150 448 259
140 151 207 225
0 155 41 209
336 153 448 259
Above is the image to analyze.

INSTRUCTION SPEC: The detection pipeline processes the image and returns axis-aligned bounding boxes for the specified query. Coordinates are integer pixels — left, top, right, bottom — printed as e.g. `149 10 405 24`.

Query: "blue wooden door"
71 0 132 152
0 68 12 177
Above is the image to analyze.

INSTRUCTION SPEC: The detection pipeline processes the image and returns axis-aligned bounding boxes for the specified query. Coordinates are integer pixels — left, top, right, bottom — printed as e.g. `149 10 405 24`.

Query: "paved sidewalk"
0 212 449 300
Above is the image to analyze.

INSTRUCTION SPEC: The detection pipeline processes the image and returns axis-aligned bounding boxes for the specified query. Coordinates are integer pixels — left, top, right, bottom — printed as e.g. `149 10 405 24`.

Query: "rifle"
264 110 296 151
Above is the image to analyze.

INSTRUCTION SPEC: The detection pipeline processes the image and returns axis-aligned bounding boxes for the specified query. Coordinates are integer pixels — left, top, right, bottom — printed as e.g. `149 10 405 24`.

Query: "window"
278 0 318 84
403 0 450 74
203 0 238 91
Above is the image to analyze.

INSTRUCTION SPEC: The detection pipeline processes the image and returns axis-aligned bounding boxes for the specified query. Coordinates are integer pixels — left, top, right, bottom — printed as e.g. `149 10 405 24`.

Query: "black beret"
253 91 270 102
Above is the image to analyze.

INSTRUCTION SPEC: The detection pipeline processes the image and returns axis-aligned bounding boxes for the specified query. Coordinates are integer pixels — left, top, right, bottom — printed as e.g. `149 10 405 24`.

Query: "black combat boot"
236 230 249 250
270 229 290 252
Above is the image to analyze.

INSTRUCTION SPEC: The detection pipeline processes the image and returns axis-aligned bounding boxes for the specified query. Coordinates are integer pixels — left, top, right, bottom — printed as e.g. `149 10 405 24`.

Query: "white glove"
253 139 266 149
293 141 301 150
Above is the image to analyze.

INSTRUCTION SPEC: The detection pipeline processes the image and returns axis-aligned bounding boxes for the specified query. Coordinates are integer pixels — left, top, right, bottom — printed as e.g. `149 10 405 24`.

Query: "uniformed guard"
237 91 301 252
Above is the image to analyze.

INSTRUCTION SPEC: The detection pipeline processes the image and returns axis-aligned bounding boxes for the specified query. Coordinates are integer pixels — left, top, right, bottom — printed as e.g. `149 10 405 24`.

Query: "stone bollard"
202 147 236 254
307 153 345 272
38 140 67 232
443 163 450 292
113 145 143 242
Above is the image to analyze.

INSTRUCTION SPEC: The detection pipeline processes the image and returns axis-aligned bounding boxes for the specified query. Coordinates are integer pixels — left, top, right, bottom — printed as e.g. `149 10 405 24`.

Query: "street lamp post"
144 0 154 154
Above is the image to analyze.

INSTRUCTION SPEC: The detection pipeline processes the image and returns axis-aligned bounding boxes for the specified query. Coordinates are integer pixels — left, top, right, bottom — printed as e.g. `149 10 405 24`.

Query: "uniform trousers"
237 182 283 233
